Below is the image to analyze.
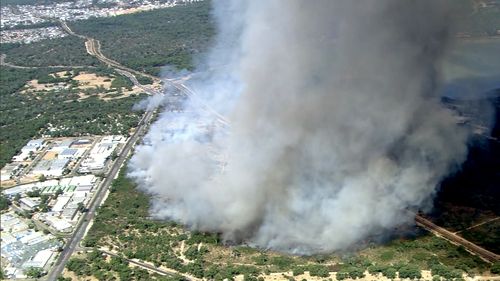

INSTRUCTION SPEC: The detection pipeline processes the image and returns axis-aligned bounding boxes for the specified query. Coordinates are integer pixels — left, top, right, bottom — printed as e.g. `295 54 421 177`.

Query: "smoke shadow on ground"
426 89 500 252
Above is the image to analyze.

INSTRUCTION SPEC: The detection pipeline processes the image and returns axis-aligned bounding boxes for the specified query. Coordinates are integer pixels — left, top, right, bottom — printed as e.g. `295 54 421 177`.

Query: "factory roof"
73 139 91 145
60 148 78 156
51 159 70 169
59 139 74 148
61 207 78 220
19 197 39 209
48 218 72 232
33 159 69 172
26 139 45 147
52 195 71 212
69 175 96 186
23 249 54 268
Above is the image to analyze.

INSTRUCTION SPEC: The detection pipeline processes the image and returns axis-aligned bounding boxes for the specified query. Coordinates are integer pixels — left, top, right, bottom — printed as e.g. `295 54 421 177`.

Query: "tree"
40 194 50 204
111 150 118 160
253 254 269 265
270 256 295 270
0 194 11 210
306 265 330 277
491 262 500 274
25 267 44 278
382 267 397 279
55 188 64 196
38 174 47 182
77 202 86 212
292 266 305 276
398 265 421 279
27 189 41 197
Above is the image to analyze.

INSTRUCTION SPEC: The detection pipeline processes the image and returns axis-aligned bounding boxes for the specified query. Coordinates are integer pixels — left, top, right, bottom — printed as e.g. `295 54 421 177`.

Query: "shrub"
271 256 295 270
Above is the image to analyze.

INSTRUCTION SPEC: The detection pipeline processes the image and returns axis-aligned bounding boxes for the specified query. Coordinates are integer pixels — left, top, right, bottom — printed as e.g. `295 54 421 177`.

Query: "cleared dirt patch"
73 72 113 90
21 70 145 101
42 151 58 160
23 79 69 92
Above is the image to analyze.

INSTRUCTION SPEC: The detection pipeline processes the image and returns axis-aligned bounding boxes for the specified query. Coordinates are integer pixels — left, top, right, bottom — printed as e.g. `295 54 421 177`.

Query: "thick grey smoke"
129 0 471 254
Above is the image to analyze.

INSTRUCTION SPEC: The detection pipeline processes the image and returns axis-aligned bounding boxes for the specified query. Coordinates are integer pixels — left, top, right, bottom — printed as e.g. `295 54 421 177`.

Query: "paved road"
54 19 500 277
20 144 51 178
46 110 154 281
46 22 162 281
415 214 500 263
59 20 159 83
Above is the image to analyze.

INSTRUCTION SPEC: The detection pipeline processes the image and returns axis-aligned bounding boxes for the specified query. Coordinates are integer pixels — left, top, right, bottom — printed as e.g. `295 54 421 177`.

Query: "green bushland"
137 75 154 85
66 252 182 280
1 36 99 67
76 160 497 280
0 194 11 210
68 1 215 76
0 66 145 169
461 220 500 253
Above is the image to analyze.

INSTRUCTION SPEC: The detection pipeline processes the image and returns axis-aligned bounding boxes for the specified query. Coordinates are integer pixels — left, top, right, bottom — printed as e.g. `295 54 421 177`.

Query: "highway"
46 109 154 280
46 22 164 281
47 21 201 281
60 20 159 83
54 20 500 278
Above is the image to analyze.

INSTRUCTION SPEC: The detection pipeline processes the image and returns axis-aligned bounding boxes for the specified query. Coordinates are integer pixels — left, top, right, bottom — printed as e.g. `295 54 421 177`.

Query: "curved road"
47 20 207 281
46 22 163 281
51 20 500 279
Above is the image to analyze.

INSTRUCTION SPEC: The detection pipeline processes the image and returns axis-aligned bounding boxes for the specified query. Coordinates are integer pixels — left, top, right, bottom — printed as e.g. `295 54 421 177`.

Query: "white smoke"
129 0 471 254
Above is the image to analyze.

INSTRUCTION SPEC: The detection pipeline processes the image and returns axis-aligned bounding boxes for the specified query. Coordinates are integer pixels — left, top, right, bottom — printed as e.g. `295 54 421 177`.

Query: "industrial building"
58 148 82 160
0 163 22 181
51 195 71 213
19 197 40 211
22 249 55 269
79 135 126 173
1 212 29 233
43 216 73 232
32 159 70 177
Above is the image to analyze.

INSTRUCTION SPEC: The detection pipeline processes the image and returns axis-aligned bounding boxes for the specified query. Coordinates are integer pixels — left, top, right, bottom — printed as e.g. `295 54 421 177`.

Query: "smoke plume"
129 0 471 254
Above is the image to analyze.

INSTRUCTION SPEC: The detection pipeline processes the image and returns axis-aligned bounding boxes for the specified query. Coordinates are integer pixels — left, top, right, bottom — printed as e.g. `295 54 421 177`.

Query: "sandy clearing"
23 79 68 92
73 72 113 89
43 151 58 160
245 270 436 281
